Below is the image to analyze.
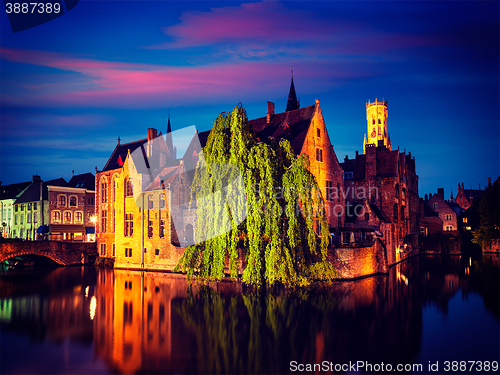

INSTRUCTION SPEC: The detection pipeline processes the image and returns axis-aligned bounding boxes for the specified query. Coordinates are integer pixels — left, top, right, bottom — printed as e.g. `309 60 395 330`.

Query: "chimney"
458 183 460 190
266 102 275 123
424 193 428 201
32 175 42 184
147 128 157 142
437 188 444 200
488 177 491 187
462 182 464 189
479 183 481 190
355 150 358 158
344 155 349 162
72 170 74 177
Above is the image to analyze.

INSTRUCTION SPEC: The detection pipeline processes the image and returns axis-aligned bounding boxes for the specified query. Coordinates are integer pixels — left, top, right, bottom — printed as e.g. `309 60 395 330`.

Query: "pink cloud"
149 1 446 55
0 47 376 108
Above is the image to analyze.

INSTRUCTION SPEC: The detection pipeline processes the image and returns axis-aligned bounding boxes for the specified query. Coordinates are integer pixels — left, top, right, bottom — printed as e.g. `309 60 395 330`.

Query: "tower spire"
286 71 299 112
166 112 173 155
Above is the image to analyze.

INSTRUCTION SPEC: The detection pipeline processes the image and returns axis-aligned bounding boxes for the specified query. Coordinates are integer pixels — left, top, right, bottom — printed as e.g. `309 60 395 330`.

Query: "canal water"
0 254 498 374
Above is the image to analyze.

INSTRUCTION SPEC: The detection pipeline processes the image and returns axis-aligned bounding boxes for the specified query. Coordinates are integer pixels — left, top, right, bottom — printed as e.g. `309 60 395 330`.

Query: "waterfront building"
10 174 95 241
425 188 458 233
340 99 419 264
0 180 31 238
192 78 346 229
95 125 190 270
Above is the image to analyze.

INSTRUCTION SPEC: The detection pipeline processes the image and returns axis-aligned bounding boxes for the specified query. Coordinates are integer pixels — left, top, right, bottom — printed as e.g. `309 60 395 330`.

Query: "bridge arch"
0 251 68 265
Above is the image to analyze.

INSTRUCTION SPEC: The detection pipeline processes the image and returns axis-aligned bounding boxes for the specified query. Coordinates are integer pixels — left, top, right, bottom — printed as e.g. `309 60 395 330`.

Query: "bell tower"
363 98 391 153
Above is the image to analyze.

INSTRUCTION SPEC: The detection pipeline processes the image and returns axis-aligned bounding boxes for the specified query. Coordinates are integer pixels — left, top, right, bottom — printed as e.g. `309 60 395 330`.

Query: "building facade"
0 180 31 238
340 100 419 264
9 174 95 241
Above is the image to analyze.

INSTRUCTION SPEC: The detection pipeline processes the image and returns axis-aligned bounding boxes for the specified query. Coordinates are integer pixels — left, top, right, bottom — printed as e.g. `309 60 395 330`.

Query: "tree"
472 177 500 249
175 104 338 287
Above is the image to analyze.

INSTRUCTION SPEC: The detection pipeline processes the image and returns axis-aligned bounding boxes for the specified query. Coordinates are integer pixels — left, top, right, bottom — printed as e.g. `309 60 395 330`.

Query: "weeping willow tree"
175 104 338 287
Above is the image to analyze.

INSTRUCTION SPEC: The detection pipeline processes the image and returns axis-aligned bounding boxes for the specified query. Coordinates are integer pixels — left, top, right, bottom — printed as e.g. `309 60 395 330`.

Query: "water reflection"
1 255 499 374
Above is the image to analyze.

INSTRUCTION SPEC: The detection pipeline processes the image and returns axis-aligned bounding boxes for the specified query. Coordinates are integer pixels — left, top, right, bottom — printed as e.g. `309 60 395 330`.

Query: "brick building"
340 100 419 264
95 123 190 270
425 188 458 233
9 174 95 241
193 78 345 229
0 180 31 238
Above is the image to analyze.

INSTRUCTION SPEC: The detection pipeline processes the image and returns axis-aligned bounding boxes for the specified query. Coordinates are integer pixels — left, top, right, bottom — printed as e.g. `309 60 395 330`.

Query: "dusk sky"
1 0 498 197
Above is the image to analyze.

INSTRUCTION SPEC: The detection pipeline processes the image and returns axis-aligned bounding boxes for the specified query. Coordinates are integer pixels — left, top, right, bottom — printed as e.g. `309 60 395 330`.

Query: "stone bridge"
0 240 97 265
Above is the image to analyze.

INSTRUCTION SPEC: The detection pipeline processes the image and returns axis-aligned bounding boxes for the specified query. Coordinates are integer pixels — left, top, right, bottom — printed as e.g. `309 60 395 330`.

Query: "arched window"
58 195 67 206
125 179 133 197
101 178 108 203
75 212 83 223
64 211 72 223
69 196 77 207
53 211 61 223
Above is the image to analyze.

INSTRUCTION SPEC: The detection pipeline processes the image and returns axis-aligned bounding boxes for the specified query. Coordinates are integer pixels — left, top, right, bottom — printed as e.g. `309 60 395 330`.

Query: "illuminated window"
463 218 468 223
326 180 333 201
159 220 165 238
101 210 107 232
148 220 153 238
64 211 72 223
58 195 66 206
316 148 323 162
125 179 133 197
445 225 453 231
75 212 83 223
101 182 108 203
125 213 133 237
53 211 61 223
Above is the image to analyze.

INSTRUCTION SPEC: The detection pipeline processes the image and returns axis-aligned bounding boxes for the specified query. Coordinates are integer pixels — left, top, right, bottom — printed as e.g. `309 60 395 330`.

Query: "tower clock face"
371 131 376 138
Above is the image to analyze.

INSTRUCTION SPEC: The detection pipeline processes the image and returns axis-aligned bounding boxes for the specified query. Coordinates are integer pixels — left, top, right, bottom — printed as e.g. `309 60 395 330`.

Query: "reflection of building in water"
94 269 199 374
0 267 95 342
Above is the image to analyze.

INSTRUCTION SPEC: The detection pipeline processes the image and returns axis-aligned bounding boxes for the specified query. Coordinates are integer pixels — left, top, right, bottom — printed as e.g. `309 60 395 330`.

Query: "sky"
0 0 499 197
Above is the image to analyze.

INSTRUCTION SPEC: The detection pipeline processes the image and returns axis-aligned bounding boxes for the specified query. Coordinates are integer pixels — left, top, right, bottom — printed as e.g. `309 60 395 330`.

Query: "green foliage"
473 177 500 249
175 104 338 287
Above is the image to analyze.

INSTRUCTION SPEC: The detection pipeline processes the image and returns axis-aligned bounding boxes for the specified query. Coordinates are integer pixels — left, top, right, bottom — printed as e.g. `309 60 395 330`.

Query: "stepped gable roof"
248 104 316 154
423 202 439 217
68 172 95 190
0 181 31 200
14 179 67 204
103 138 147 172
